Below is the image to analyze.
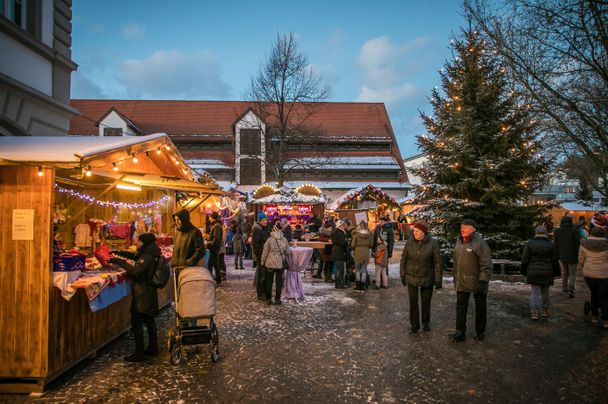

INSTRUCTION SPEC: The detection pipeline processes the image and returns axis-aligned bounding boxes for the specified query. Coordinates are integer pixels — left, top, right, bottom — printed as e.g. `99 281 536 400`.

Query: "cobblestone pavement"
2 241 607 403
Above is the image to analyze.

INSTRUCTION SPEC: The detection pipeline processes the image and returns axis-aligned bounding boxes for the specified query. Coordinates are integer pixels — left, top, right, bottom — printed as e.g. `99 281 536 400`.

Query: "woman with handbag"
261 222 291 305
521 225 561 320
372 217 394 289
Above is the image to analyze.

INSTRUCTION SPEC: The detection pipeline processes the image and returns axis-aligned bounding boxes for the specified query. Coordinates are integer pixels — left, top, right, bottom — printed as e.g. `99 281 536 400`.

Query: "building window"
103 127 123 136
239 158 261 185
0 0 39 37
240 129 261 155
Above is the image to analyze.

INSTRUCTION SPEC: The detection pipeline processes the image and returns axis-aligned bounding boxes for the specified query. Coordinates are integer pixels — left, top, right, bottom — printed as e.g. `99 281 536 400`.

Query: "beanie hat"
257 211 267 221
336 220 346 229
210 211 221 221
591 226 606 237
461 218 478 229
138 232 157 248
413 222 429 234
535 225 547 235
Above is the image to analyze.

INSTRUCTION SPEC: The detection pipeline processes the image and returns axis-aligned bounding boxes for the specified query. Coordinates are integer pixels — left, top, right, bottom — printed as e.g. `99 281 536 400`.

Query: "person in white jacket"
261 222 290 305
578 226 608 328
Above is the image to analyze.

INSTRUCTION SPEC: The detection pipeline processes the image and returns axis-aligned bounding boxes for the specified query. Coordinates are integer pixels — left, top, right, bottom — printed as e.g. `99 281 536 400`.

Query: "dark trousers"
585 277 608 320
255 261 266 298
265 268 284 301
131 312 157 353
407 285 433 329
208 249 221 284
219 253 226 279
456 291 487 335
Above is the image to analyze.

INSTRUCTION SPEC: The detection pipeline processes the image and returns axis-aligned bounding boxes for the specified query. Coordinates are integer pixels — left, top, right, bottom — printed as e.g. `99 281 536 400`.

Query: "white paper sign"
12 209 34 240
355 212 368 226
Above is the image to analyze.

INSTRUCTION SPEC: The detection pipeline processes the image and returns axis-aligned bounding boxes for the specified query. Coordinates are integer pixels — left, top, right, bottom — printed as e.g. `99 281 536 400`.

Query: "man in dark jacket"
207 211 224 284
252 211 270 299
172 209 205 269
450 219 492 342
332 220 349 289
554 215 580 297
110 233 160 362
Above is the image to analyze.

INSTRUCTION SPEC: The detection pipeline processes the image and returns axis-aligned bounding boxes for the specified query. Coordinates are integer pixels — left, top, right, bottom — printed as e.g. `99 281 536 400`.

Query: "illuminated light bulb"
113 162 119 171
174 159 179 165
132 154 139 164
156 147 161 155
164 145 171 150
37 167 44 176
85 167 92 177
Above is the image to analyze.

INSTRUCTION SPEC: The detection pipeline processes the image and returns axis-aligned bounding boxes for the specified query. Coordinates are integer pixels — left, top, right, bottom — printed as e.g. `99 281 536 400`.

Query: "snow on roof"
559 202 608 212
187 159 231 170
327 184 399 210
280 181 410 190
285 156 400 170
251 187 327 205
0 133 168 164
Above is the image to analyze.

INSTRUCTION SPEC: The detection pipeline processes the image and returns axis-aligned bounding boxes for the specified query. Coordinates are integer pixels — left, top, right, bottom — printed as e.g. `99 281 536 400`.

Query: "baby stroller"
167 267 220 365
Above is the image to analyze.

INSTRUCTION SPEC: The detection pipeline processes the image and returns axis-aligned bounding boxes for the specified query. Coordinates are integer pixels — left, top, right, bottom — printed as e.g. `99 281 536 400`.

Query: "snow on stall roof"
0 133 169 163
252 187 327 205
285 156 399 170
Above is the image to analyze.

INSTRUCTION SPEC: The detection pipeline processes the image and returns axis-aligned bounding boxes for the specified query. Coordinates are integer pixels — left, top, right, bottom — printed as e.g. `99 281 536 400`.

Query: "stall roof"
0 133 168 163
558 202 607 212
89 172 224 195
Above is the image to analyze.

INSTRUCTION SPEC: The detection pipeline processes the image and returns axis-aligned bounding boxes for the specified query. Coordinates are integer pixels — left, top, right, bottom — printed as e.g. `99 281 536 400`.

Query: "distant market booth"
327 184 400 228
250 184 327 226
0 134 222 393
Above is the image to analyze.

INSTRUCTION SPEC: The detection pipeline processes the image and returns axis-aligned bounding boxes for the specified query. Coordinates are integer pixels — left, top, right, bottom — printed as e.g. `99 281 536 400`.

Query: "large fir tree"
414 28 549 258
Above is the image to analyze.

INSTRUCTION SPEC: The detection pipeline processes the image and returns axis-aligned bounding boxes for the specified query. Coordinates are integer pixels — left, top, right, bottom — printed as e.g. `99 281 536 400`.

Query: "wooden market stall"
327 184 400 229
549 201 607 226
250 184 326 226
0 134 222 394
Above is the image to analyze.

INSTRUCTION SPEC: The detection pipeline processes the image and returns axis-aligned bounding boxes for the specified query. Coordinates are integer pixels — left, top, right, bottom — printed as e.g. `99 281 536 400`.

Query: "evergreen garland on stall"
413 28 550 260
338 185 399 210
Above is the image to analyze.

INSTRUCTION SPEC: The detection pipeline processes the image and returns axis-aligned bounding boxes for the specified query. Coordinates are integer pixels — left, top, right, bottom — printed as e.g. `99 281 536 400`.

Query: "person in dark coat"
281 218 292 242
252 211 270 299
450 219 492 342
233 225 245 269
400 222 442 333
554 215 580 297
172 209 205 269
520 225 560 320
292 224 303 241
372 217 394 289
316 221 335 282
332 220 348 289
110 233 160 362
207 211 224 284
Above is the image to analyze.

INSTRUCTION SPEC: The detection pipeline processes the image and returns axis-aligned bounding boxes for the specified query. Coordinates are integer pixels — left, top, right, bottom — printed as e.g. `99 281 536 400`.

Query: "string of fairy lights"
55 184 170 209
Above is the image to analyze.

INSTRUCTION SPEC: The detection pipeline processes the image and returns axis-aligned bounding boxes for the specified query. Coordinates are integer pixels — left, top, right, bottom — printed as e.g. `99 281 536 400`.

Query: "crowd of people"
112 207 608 361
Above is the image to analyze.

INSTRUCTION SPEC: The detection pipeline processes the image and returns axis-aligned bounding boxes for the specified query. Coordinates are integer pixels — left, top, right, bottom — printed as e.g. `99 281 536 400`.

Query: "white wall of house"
402 154 426 185
0 32 52 95
98 111 137 136
234 110 265 184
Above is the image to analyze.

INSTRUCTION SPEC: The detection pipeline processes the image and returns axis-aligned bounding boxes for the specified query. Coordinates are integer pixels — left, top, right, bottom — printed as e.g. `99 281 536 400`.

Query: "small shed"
250 185 326 226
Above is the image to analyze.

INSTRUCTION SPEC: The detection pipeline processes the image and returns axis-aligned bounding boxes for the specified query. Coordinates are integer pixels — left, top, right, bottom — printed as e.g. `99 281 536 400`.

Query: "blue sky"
71 0 466 157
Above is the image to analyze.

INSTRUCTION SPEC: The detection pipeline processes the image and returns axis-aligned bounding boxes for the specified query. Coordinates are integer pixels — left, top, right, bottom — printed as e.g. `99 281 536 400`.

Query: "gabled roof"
70 100 397 139
97 107 143 134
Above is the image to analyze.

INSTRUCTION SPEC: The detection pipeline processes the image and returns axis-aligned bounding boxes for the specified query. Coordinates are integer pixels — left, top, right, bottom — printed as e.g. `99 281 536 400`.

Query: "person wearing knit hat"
109 232 161 361
521 225 560 320
450 217 492 342
258 210 267 222
400 221 442 333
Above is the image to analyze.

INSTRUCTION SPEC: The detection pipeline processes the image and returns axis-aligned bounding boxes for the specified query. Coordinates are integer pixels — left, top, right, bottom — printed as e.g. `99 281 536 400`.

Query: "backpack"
150 255 171 289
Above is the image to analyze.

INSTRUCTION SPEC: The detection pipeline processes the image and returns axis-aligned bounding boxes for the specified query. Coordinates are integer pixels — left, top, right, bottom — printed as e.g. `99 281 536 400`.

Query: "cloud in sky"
118 49 230 99
121 22 145 40
355 35 430 103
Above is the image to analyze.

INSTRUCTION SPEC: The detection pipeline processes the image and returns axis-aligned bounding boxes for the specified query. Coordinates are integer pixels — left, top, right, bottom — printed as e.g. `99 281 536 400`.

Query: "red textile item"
94 243 113 267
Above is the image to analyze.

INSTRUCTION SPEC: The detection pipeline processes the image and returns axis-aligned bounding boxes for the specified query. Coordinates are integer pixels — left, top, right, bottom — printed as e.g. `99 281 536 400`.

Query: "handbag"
374 245 387 265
